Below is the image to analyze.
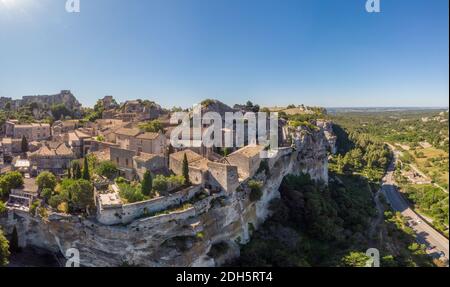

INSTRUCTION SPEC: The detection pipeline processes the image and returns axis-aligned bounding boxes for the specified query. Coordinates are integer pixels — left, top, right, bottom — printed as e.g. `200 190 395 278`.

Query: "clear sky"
0 0 448 108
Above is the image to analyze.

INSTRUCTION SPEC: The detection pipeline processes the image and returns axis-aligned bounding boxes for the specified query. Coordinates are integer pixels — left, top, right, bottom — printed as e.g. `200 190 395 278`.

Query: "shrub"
115 177 127 184
118 183 145 203
167 175 185 189
248 180 263 202
29 200 40 216
57 202 69 214
141 171 153 196
153 175 168 193
0 201 6 215
36 171 57 190
96 161 119 180
0 228 10 266
139 120 164 133
41 188 53 203
0 172 24 197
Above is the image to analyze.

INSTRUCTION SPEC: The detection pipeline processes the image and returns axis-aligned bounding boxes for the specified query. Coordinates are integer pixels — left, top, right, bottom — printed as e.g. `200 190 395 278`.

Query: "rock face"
0 90 82 119
0 128 331 267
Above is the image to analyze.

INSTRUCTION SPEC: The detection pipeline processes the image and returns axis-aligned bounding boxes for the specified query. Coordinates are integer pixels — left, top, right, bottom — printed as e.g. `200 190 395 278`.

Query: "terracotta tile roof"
30 143 74 157
170 149 203 163
115 127 141 137
133 152 160 162
55 144 74 156
136 132 160 140
228 145 265 158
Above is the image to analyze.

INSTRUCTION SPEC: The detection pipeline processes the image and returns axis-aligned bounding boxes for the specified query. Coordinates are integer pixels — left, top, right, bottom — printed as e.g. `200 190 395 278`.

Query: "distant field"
411 147 449 188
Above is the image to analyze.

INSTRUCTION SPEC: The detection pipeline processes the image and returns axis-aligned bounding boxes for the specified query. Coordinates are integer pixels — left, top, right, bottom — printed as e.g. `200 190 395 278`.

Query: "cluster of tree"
394 174 449 236
0 172 24 199
117 172 186 204
331 110 449 152
234 173 377 266
82 100 105 122
95 161 119 180
138 120 164 133
67 158 91 181
50 104 73 120
381 209 435 267
332 125 391 182
0 228 9 267
45 179 94 214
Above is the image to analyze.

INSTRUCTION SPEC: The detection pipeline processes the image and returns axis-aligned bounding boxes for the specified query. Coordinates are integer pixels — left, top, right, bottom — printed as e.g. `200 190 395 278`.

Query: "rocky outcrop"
1 127 331 267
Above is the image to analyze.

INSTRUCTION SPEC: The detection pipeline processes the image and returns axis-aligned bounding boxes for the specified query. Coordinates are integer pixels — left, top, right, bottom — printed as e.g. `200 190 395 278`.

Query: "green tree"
248 180 263 202
118 183 145 203
82 157 90 180
0 201 6 215
0 229 10 267
153 175 168 193
182 153 190 185
341 252 370 267
41 188 53 203
70 179 94 212
141 170 153 196
21 135 28 153
71 161 82 179
96 161 118 180
139 120 164 133
0 172 24 198
36 171 57 190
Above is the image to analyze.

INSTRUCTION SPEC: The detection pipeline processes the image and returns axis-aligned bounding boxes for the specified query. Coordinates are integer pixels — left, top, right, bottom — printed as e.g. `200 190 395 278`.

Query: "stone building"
109 147 137 179
4 121 51 141
225 145 265 180
169 149 239 193
133 153 167 180
0 138 22 155
114 128 166 155
52 120 79 136
28 142 75 175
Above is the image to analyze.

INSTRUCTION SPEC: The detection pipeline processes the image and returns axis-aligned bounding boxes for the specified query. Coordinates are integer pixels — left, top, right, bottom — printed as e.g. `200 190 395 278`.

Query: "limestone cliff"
0 127 331 267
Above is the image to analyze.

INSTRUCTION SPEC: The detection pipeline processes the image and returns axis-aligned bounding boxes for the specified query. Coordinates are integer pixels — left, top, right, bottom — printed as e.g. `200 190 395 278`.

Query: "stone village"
0 91 336 266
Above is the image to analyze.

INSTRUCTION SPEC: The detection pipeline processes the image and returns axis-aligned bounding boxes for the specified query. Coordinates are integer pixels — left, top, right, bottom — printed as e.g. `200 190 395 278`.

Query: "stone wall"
206 161 239 194
97 185 202 225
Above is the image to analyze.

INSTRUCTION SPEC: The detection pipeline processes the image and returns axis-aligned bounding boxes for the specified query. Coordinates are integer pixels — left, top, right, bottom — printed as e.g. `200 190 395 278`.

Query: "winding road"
381 149 449 262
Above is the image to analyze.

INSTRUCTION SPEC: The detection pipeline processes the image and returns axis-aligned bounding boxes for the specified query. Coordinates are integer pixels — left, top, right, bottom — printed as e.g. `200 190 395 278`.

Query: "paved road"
382 151 449 262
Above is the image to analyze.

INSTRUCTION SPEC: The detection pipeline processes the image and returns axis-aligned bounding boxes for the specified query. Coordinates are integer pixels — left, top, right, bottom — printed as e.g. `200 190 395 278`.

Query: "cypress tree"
182 153 190 185
82 157 90 180
72 161 82 179
141 170 153 196
21 135 28 153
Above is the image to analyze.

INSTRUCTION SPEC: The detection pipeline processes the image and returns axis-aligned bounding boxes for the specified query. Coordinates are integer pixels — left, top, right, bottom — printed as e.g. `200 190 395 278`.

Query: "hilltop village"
0 91 336 266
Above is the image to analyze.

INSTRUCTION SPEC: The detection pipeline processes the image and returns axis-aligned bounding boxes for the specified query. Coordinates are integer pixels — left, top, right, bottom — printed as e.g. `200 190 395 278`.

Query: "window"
126 159 129 167
116 157 119 164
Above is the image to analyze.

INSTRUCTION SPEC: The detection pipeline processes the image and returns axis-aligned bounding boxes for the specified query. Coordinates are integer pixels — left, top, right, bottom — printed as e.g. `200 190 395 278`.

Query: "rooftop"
115 127 141 137
98 192 123 208
170 149 203 163
228 144 265 158
136 132 160 140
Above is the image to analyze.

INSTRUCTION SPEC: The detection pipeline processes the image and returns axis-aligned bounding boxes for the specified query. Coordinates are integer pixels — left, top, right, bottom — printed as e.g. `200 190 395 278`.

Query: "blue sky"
0 0 448 108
